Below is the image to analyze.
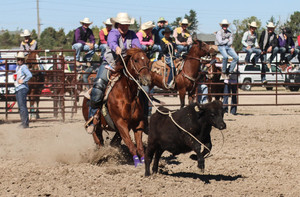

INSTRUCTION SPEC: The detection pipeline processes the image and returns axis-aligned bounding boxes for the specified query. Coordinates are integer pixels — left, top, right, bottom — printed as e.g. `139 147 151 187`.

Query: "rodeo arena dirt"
1 49 300 197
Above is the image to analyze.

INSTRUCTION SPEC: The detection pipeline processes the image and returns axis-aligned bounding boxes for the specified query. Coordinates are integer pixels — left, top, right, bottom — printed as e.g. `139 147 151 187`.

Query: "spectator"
223 66 238 115
152 17 172 60
20 29 38 56
278 27 298 66
136 21 155 56
14 52 32 128
72 17 97 67
259 22 279 83
241 21 261 65
160 27 177 88
215 19 239 79
98 18 112 61
173 19 192 56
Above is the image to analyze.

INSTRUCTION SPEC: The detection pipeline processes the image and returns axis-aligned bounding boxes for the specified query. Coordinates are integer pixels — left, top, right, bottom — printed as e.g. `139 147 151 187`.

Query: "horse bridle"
129 55 150 75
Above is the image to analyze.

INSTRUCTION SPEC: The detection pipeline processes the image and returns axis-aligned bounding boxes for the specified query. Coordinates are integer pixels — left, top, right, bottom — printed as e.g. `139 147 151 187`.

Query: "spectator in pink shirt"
98 18 112 60
136 21 155 57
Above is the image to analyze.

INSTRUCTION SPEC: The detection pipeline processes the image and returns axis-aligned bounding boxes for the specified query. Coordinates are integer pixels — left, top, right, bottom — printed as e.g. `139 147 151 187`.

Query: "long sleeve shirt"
14 64 32 91
215 29 233 46
20 39 38 55
278 33 295 49
99 28 110 44
74 26 95 45
241 31 259 48
173 27 192 45
152 25 172 45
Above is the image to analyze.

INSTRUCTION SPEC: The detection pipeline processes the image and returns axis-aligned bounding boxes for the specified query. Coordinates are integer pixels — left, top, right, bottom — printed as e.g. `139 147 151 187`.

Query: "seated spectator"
278 27 298 66
242 22 261 65
20 29 38 56
98 18 112 61
173 19 192 56
136 21 155 56
215 19 239 79
72 17 97 67
259 22 279 83
160 27 177 88
152 17 172 60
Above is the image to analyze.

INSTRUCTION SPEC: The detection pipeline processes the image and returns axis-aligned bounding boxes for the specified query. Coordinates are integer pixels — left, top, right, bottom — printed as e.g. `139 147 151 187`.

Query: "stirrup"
84 116 94 129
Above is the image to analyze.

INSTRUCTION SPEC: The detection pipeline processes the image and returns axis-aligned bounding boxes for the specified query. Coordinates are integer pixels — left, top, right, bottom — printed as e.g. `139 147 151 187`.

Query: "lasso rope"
119 54 215 158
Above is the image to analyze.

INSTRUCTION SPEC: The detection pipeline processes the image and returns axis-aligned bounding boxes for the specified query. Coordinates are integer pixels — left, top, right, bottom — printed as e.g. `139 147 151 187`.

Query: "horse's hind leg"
178 89 186 108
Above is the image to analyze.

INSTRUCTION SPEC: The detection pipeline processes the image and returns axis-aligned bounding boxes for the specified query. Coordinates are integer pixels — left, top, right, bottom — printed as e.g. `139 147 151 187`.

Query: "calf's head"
195 100 226 130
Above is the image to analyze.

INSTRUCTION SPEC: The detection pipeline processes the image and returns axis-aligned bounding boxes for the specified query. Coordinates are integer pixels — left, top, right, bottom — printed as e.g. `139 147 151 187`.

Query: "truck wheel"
241 79 251 91
288 86 300 91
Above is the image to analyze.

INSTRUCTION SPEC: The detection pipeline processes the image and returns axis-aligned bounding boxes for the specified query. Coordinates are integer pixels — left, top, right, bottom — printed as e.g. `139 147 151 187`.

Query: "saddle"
151 59 184 81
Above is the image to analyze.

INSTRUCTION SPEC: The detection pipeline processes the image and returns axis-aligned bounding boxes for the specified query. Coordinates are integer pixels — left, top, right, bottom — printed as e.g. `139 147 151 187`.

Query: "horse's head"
189 40 212 58
122 48 152 86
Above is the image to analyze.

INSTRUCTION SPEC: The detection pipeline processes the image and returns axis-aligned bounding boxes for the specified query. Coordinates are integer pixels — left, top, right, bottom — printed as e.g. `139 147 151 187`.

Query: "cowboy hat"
141 21 155 30
20 29 31 37
248 21 258 28
157 17 166 23
162 27 172 34
111 12 134 25
103 18 112 25
266 22 276 28
219 19 230 26
179 19 191 26
15 52 26 59
80 17 93 25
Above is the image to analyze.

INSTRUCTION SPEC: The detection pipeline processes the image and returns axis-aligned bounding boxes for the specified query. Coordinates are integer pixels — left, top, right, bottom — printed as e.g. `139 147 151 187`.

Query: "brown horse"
205 58 224 102
151 40 215 108
82 48 151 166
26 51 45 119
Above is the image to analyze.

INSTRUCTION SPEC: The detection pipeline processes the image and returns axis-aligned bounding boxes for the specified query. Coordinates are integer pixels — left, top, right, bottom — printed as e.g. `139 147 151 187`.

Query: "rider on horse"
86 12 142 134
160 26 178 88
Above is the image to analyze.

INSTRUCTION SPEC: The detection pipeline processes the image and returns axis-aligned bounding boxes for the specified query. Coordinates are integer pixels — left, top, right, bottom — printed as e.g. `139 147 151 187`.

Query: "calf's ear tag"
141 56 144 60
194 105 200 112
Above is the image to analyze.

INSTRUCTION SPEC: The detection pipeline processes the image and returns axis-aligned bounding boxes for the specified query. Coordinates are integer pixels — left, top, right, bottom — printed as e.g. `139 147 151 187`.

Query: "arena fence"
1 50 300 122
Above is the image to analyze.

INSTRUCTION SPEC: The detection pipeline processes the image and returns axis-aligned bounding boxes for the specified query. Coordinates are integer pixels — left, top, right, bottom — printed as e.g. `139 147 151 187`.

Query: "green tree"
284 11 300 36
170 9 198 32
0 31 14 48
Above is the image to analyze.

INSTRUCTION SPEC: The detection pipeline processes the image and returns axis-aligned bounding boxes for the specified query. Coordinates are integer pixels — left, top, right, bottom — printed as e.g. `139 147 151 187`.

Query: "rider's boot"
85 78 108 134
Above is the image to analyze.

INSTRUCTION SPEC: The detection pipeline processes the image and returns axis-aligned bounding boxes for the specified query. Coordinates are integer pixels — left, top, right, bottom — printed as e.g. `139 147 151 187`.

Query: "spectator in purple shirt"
72 18 97 66
86 12 141 134
278 27 298 66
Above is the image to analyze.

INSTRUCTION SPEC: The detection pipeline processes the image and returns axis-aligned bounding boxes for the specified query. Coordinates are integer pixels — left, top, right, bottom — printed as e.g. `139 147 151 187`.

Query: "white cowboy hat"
180 19 190 26
111 12 134 25
219 19 230 26
141 21 155 30
15 52 26 59
80 17 93 25
266 22 276 28
248 21 258 28
103 18 112 25
20 29 31 37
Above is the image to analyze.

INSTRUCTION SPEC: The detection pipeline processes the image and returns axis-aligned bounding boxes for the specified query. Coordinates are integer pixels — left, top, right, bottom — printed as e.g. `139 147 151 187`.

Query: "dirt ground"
1 90 300 197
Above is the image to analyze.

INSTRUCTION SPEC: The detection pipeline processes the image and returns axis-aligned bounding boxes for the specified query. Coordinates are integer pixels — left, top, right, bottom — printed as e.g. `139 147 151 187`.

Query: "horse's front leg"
115 119 140 167
133 120 145 163
178 88 186 108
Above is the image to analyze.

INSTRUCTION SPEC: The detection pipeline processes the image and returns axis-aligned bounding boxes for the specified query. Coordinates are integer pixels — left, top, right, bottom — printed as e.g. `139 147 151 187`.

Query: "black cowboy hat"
162 27 173 35
284 27 293 37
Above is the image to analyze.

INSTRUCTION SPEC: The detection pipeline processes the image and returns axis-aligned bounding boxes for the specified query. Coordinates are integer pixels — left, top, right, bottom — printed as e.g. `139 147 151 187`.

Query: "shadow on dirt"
161 171 245 184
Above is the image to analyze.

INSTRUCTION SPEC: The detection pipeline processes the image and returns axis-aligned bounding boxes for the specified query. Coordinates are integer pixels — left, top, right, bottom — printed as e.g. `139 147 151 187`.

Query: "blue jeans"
266 47 279 63
151 44 162 59
279 47 299 62
197 84 208 104
242 47 261 64
72 43 98 61
88 63 109 119
165 55 175 84
218 45 239 73
99 44 107 59
223 82 237 115
177 45 190 54
16 88 29 128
